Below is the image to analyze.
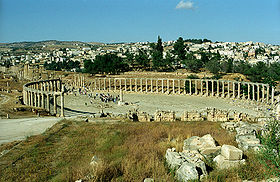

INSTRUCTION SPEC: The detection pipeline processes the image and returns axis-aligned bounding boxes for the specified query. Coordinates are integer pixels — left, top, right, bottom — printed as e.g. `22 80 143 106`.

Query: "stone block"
213 154 245 169
221 145 243 160
176 162 199 182
165 148 184 169
200 146 221 155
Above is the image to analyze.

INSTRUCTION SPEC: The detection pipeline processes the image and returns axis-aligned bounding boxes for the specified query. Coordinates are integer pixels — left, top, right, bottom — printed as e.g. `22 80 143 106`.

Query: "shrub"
258 120 280 177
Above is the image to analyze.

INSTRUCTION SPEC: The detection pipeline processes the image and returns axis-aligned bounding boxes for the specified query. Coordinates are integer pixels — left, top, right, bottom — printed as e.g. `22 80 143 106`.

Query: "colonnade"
23 79 65 117
85 78 275 104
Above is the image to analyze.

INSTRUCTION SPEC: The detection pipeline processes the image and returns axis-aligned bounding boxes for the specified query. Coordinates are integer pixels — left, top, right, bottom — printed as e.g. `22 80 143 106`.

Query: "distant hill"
0 40 103 49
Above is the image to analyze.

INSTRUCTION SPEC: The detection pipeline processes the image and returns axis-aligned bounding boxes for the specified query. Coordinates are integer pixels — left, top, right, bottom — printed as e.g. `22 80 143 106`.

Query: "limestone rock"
221 145 243 160
200 146 221 155
236 134 261 151
154 110 176 122
213 154 245 169
165 148 184 169
183 134 216 151
90 155 100 167
176 162 199 182
143 178 154 182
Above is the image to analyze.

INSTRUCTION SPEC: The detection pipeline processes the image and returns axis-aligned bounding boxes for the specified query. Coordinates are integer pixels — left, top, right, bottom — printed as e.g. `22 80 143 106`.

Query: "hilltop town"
1 39 279 73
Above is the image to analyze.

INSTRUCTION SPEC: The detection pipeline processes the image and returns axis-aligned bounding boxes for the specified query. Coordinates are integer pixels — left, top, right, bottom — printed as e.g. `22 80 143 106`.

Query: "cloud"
176 1 194 10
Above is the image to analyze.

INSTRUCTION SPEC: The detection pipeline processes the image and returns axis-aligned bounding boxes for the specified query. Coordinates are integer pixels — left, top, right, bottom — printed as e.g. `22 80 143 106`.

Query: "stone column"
124 79 127 91
238 82 240 99
167 79 169 93
195 80 198 95
31 92 34 107
104 78 106 90
135 79 138 92
272 87 275 104
266 86 269 103
98 78 101 90
206 80 209 96
141 79 143 92
178 80 181 94
212 80 214 97
61 89 64 117
262 85 265 102
200 80 203 96
162 79 164 93
94 79 97 90
54 81 57 92
173 79 175 94
227 82 230 98
130 79 132 91
247 83 250 100
146 79 148 92
257 85 260 101
222 81 225 98
156 79 159 93
46 94 50 112
114 79 116 91
252 84 255 100
109 78 111 91
232 82 235 98
37 92 41 107
53 95 57 115
136 79 139 92
41 93 45 109
34 93 38 107
189 80 192 95
217 81 219 97
151 79 153 93
119 79 122 91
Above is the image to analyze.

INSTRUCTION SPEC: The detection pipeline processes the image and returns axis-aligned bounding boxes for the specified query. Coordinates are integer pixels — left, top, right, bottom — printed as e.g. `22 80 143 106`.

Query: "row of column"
23 80 65 117
86 78 274 104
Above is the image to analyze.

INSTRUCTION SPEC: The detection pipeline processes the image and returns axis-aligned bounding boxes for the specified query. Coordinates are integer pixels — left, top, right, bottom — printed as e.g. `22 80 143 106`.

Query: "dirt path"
0 117 62 145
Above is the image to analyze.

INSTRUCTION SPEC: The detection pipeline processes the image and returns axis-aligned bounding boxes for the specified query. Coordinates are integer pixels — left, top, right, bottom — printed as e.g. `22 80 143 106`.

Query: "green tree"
183 53 203 72
173 37 186 64
220 59 233 73
205 58 220 74
151 36 164 71
135 49 149 70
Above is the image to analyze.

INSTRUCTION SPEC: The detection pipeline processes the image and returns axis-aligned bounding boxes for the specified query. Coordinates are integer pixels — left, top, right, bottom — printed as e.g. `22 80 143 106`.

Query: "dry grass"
0 119 264 182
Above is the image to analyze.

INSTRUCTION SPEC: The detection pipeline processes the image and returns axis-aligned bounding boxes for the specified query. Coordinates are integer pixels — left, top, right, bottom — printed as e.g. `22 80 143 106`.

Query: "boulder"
176 162 199 182
183 134 216 151
236 134 262 151
221 145 243 160
213 155 245 169
90 155 100 167
143 178 154 182
165 148 184 169
200 146 221 155
179 151 207 176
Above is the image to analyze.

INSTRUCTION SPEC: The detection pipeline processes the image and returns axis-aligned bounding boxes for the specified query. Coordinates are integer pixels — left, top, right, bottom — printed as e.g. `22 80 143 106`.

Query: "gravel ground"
0 117 62 145
62 92 258 117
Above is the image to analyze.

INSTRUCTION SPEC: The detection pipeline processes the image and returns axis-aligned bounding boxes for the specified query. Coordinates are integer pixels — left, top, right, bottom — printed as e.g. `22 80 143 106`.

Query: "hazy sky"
0 0 280 44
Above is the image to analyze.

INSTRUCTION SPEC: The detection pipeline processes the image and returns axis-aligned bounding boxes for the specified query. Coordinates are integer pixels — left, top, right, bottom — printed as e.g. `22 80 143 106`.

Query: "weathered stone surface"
221 145 243 160
221 122 237 131
236 134 261 151
155 110 176 122
165 148 184 169
138 112 151 122
176 162 199 182
143 178 154 182
183 134 216 151
179 151 207 176
90 155 100 167
213 154 245 169
200 146 221 155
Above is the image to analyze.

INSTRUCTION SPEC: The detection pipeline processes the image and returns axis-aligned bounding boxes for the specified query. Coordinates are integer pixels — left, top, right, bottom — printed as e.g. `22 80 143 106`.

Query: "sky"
0 0 280 44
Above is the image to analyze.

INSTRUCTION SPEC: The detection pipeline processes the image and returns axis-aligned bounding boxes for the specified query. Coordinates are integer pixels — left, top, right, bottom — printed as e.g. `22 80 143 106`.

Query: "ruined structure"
79 77 276 105
22 79 65 117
